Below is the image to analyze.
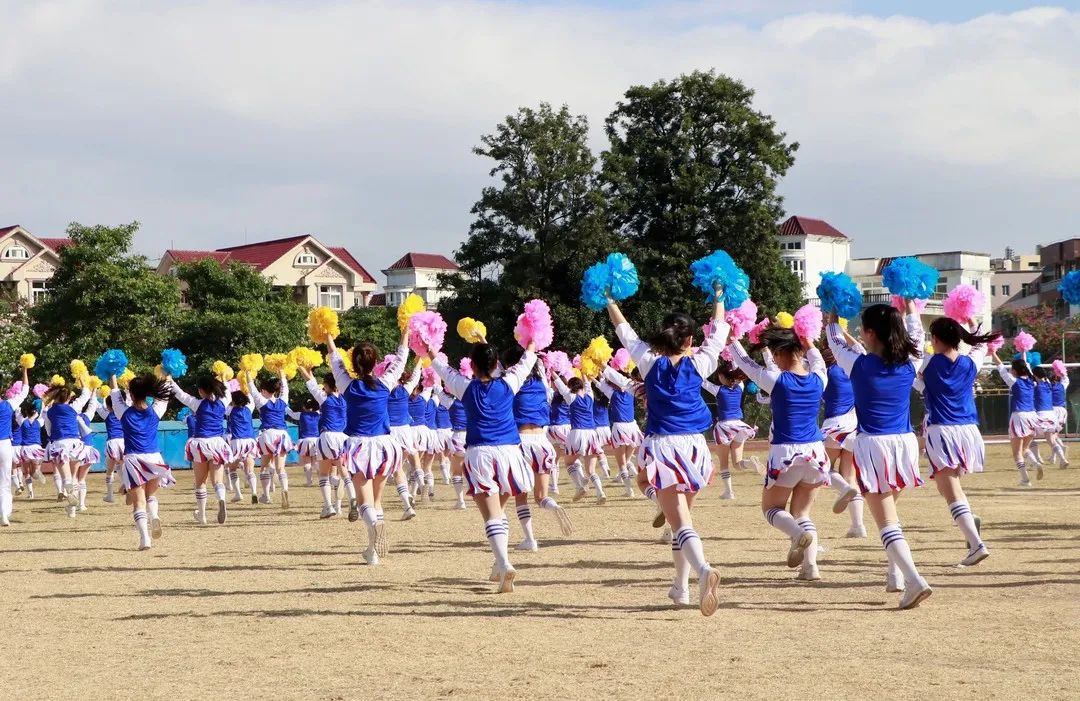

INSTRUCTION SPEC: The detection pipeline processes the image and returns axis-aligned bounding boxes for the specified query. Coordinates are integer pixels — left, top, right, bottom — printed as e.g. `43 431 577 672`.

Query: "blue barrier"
79 421 301 472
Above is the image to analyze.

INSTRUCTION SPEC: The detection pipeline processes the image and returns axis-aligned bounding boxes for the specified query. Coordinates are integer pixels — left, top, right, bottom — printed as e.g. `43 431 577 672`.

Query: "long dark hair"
929 318 1001 351
44 386 73 405
715 360 747 384
861 304 919 366
502 346 540 381
469 343 500 380
648 312 695 356
352 343 379 389
197 376 227 400
750 327 803 358
1032 366 1049 381
1011 359 1032 378
322 373 337 392
231 390 250 407
128 375 171 404
259 376 282 396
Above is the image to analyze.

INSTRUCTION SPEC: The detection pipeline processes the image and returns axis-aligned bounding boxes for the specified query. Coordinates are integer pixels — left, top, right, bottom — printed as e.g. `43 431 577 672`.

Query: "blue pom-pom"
1059 271 1080 305
605 253 639 302
1015 351 1042 367
881 257 939 300
746 381 759 395
689 250 750 307
161 348 188 378
177 407 192 422
94 349 129 381
581 262 611 311
32 399 42 412
815 271 863 318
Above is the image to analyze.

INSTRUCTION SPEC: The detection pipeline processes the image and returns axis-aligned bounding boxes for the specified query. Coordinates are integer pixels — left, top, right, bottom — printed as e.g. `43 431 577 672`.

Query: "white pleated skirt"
637 433 713 494
764 442 831 489
924 423 985 476
852 433 923 494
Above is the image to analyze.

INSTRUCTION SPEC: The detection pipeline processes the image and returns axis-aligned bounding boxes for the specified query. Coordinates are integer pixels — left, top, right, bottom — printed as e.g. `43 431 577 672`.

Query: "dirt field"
2 444 1078 700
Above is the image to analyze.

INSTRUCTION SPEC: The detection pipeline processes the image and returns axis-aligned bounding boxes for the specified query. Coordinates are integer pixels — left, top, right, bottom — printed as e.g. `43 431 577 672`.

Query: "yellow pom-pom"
236 370 250 394
239 353 264 374
584 336 614 366
289 347 324 371
86 376 102 391
838 318 849 331
19 353 35 369
308 306 340 345
49 374 66 387
925 342 934 355
69 359 88 379
264 353 288 373
420 356 431 369
397 293 426 331
456 317 487 344
776 312 794 329
337 348 357 379
212 360 234 382
97 385 111 399
117 369 136 389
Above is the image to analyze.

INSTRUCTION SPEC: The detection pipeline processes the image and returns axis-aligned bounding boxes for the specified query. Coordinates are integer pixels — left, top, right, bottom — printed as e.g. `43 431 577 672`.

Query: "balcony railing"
806 292 946 308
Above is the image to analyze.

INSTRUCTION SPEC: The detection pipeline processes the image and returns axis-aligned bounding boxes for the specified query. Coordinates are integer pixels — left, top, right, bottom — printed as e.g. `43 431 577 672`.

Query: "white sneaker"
373 522 389 557
515 539 539 552
796 564 821 581
495 566 516 594
65 487 79 508
78 504 88 513
667 586 690 606
623 483 635 498
320 505 336 519
258 494 271 505
193 509 207 525
0 516 9 527
401 506 417 521
137 540 152 551
698 566 720 617
572 488 587 503
230 494 243 503
832 486 859 514
886 570 905 593
898 578 932 609
455 500 467 510
659 525 672 543
959 543 990 567
103 493 114 504
151 518 163 539
719 490 735 500
66 504 77 518
1018 476 1032 487
596 493 607 506
787 532 814 568
845 525 867 538
362 547 380 566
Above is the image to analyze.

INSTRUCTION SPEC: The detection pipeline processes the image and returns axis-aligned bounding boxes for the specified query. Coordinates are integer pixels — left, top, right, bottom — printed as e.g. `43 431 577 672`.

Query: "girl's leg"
257 453 273 504
1011 436 1031 484
475 492 515 592
550 446 564 494
838 451 865 536
761 484 811 567
450 454 467 509
52 461 64 498
439 449 451 484
63 459 80 516
421 452 436 501
391 464 415 519
211 462 228 523
864 490 931 608
0 441 12 525
657 487 719 616
789 483 821 578
103 458 117 503
317 458 335 517
73 462 92 511
192 462 210 523
934 468 988 564
513 492 537 550
532 471 573 535
303 456 314 487
275 454 290 508
585 455 606 503
717 445 734 499
354 475 382 563
567 452 587 499
243 455 258 503
129 484 152 550
145 480 162 538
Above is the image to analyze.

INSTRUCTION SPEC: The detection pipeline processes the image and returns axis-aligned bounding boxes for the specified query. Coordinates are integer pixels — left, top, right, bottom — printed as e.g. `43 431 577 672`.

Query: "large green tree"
438 103 616 357
337 305 400 356
33 221 180 376
601 70 802 330
0 293 39 382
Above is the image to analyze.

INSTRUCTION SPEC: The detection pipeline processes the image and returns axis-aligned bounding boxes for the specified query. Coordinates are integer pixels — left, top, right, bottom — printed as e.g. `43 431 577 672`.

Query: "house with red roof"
0 225 72 304
777 215 853 301
381 252 460 307
157 234 378 310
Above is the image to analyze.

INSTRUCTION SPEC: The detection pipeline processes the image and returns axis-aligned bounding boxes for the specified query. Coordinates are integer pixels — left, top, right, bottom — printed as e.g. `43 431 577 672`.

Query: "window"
785 259 804 280
1021 283 1030 297
318 284 343 310
3 244 30 260
791 241 802 250
991 285 996 296
30 280 50 304
1002 284 1011 296
295 252 319 267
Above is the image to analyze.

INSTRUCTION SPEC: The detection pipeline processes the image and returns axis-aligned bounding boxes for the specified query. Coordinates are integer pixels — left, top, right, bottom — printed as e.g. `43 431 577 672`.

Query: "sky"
1 0 1078 282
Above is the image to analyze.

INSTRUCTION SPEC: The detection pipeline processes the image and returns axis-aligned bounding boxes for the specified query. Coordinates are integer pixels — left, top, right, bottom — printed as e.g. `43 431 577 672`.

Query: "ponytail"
353 343 379 389
928 317 1001 351
861 304 919 366
648 312 695 356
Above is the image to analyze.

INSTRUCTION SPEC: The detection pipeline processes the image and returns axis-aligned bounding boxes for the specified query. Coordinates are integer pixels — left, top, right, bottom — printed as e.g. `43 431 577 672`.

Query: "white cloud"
0 0 1076 270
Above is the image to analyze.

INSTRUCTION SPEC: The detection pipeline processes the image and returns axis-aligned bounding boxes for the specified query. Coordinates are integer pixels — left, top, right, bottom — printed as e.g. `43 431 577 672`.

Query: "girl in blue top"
826 302 932 610
590 385 615 481
0 366 29 526
701 362 757 501
73 392 103 513
226 391 259 503
552 374 606 504
598 366 644 498
419 379 440 501
1049 364 1070 466
43 381 93 518
730 326 829 581
170 375 232 525
546 393 572 495
607 294 727 617
916 317 998 567
247 368 292 508
819 344 865 538
287 397 321 489
433 381 454 487
326 331 410 567
431 338 538 594
16 402 45 497
436 358 472 510
406 381 436 500
993 352 1040 485
299 365 354 521
1031 366 1059 470
386 361 422 521
96 392 126 504
109 374 173 551
504 344 574 550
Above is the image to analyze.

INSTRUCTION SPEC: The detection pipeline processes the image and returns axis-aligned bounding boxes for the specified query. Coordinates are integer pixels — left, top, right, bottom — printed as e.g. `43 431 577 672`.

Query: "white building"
777 216 852 301
381 252 460 308
0 225 72 304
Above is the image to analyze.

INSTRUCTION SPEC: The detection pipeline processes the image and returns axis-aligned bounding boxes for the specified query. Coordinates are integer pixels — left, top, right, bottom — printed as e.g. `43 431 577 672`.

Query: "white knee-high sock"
53 471 63 495
78 480 88 508
765 506 805 540
849 494 865 528
880 524 921 583
485 518 511 570
146 496 160 521
719 471 733 493
343 478 356 501
671 536 690 591
260 472 272 498
589 473 605 497
830 471 852 493
396 482 411 507
246 471 258 495
539 496 560 510
567 462 586 490
425 473 435 493
516 504 535 543
214 482 227 502
949 501 983 550
194 487 207 517
360 504 378 548
451 475 465 502
319 477 333 508
795 517 818 567
278 470 289 492
673 527 709 577
644 486 657 503
134 509 150 546
1016 459 1030 481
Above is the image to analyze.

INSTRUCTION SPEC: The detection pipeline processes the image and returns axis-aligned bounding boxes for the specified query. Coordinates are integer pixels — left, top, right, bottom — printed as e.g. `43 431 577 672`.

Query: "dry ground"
2 444 1079 700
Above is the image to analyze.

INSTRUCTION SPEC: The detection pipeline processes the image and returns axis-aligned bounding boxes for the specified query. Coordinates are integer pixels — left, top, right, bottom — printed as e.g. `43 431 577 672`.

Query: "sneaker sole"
900 586 933 610
498 569 516 594
374 522 389 557
699 568 721 617
281 492 290 509
832 487 858 514
652 511 666 529
401 509 416 522
348 503 360 523
217 501 227 525
960 549 990 567
787 532 813 568
151 518 162 539
553 508 574 537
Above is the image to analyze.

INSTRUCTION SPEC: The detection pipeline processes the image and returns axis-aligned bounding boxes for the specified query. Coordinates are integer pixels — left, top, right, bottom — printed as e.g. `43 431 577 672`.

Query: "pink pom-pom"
421 367 437 388
891 295 927 313
793 304 823 341
724 299 758 341
720 347 733 362
459 358 474 379
32 383 48 398
611 348 632 372
748 319 770 345
6 381 23 400
572 354 582 369
1014 331 1036 353
373 353 398 378
987 336 1005 354
942 284 985 323
542 351 572 379
407 311 448 357
226 379 241 393
1053 359 1067 378
514 299 554 350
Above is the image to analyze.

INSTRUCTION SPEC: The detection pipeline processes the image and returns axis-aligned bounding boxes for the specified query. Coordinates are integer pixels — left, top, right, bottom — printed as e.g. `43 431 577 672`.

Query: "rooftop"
778 215 848 239
386 252 459 271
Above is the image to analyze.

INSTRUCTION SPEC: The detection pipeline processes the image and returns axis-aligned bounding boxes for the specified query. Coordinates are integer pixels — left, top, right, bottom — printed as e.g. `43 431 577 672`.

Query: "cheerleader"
16 402 45 501
325 333 409 566
437 369 469 509
506 344 574 548
819 346 865 537
993 352 1040 485
10 413 23 499
72 392 103 512
97 394 125 503
826 303 932 609
551 374 606 504
287 398 320 490
591 390 614 480
167 375 232 525
600 366 644 497
420 383 440 500
430 339 539 593
247 369 293 507
546 392 571 494
110 374 173 550
701 362 757 500
43 383 93 518
606 297 725 616
916 317 997 567
0 366 30 526
1032 367 1060 470
386 361 421 520
1050 365 1070 467
407 382 433 498
226 391 259 502
298 366 351 520
433 382 453 485
729 326 829 581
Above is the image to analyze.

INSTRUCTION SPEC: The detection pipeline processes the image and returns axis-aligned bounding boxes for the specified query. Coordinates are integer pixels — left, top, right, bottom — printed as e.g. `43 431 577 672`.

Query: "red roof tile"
165 249 234 265
779 216 848 239
328 247 376 284
38 237 73 252
368 293 386 306
0 225 19 237
386 252 459 271
216 235 310 271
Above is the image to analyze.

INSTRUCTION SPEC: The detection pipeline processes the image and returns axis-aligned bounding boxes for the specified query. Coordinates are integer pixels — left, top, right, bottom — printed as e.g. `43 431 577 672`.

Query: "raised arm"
904 311 925 371
432 357 470 399
552 375 578 405
277 370 289 405
700 378 721 397
501 349 538 395
152 395 169 419
285 407 301 422
612 312 658 380
400 360 422 394
727 340 781 394
247 374 267 409
806 346 827 386
601 366 633 394
76 413 94 439
305 377 328 405
109 387 129 420
72 385 93 414
5 379 29 411
167 380 202 412
690 318 731 380
593 378 615 400
997 364 1016 388
826 321 860 376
